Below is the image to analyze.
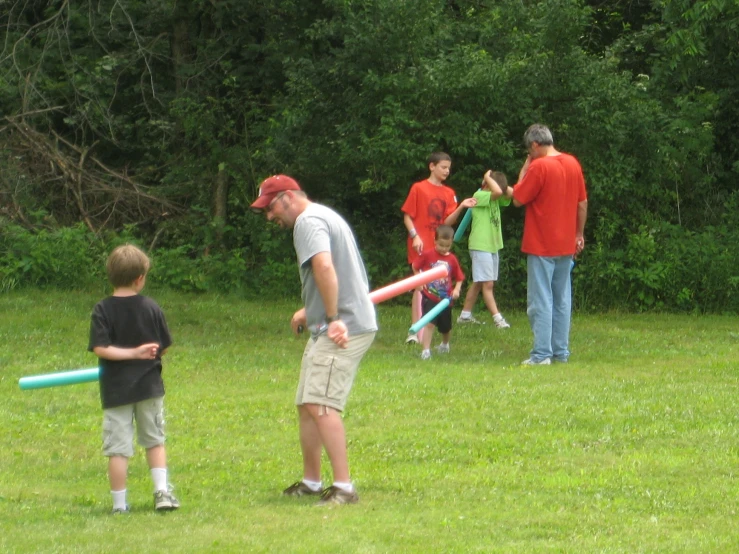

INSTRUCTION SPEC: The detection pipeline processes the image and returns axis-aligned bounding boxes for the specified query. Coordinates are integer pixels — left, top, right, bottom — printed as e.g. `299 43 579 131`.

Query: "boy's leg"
421 323 434 350
481 281 500 315
108 456 129 491
136 397 179 509
103 405 135 512
461 282 481 313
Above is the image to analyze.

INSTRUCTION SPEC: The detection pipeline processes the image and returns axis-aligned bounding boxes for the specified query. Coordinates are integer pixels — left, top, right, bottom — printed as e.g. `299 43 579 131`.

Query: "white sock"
461 310 472 318
493 313 503 322
332 481 354 493
151 467 168 492
111 489 127 510
302 478 322 492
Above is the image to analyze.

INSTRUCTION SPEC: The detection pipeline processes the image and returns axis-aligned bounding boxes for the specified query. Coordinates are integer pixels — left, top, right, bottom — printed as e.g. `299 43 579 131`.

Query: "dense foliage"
1 0 737 311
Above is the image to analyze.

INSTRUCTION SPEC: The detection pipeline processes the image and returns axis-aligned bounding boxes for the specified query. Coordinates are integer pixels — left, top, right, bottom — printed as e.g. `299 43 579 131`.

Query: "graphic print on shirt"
426 259 452 300
426 198 448 233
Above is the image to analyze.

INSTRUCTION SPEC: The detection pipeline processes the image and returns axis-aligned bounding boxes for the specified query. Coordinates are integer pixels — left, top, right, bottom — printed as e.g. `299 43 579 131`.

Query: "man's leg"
298 405 323 481
527 255 554 361
551 256 572 362
303 404 350 483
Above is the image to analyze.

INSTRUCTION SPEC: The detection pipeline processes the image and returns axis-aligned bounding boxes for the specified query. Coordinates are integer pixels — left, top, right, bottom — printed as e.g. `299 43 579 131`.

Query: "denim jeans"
526 255 572 362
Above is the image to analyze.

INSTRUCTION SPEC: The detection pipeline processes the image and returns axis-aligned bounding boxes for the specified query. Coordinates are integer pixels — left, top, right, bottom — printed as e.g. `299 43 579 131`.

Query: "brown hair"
106 244 150 288
427 152 452 166
435 224 454 241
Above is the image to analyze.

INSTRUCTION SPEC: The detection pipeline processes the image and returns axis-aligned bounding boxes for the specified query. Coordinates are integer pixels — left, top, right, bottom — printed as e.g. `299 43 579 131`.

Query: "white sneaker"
436 343 450 354
405 333 419 344
421 350 431 360
521 358 551 365
494 318 510 329
456 315 483 324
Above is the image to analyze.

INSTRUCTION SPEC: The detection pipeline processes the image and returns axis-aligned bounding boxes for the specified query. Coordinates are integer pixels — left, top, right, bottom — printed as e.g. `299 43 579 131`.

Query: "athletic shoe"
316 486 359 506
421 350 431 360
494 318 511 329
436 343 450 354
521 358 551 366
456 315 483 324
405 333 419 344
283 481 322 497
111 505 130 515
154 489 180 511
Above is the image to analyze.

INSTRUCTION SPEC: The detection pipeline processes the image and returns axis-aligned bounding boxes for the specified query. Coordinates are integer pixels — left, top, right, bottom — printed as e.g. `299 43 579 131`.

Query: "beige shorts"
102 397 165 457
295 332 375 412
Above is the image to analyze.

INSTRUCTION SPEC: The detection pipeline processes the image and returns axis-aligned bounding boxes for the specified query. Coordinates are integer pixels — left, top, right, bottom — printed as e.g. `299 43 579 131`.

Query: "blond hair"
106 244 150 287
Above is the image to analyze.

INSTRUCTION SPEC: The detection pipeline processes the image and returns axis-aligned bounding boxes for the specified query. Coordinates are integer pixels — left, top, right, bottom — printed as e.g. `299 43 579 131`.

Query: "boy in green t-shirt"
457 171 512 328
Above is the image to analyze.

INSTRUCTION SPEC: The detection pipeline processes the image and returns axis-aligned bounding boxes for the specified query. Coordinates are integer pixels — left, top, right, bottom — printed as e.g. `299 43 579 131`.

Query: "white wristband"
408 228 418 239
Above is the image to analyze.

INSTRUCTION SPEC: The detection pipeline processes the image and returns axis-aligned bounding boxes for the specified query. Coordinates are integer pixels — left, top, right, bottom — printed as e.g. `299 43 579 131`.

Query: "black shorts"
421 295 453 334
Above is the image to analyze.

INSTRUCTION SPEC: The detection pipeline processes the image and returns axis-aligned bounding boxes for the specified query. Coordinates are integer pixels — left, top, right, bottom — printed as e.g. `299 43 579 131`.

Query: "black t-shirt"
88 295 173 409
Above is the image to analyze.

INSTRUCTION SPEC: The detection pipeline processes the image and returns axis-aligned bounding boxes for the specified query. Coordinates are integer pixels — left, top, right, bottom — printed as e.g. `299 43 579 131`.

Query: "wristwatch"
325 314 341 324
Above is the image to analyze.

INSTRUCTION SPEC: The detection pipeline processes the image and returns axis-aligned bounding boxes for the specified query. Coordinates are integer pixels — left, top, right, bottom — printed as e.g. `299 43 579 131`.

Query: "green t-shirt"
468 190 511 253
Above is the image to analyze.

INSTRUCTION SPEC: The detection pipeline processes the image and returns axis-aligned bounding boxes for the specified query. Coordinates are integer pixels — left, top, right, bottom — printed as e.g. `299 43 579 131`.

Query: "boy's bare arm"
444 198 476 225
404 213 424 254
93 343 160 360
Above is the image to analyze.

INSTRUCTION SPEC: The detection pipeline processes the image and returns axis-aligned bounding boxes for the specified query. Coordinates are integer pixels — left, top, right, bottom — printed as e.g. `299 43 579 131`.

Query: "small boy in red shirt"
411 225 465 360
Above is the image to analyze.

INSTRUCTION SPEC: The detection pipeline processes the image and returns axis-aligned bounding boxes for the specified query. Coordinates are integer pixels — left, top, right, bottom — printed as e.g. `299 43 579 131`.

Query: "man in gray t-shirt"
251 174 377 506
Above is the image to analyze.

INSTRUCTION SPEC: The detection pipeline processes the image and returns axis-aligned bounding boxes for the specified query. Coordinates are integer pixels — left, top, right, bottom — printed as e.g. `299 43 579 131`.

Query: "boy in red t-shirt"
411 225 465 360
401 152 475 344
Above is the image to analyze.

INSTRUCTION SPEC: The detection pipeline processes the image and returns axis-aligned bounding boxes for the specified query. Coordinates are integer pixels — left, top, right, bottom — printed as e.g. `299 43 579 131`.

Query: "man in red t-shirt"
508 124 588 365
401 152 475 344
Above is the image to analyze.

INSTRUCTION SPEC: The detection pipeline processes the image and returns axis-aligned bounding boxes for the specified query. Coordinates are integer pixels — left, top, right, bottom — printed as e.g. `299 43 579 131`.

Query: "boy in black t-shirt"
89 244 179 514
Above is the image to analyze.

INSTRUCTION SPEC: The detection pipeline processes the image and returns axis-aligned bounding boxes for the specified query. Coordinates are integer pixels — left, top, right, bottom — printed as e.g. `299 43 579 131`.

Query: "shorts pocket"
308 354 352 401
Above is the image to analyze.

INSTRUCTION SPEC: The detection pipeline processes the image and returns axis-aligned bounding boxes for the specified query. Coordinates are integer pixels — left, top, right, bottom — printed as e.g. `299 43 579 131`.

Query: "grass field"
2 289 738 553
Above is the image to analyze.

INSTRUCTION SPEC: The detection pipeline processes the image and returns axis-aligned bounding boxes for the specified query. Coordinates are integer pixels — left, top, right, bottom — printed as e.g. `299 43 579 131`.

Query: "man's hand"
327 320 349 348
575 235 585 255
291 308 307 335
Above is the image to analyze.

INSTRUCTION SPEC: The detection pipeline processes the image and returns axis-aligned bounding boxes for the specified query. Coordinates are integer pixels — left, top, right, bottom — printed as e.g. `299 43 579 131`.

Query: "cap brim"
249 195 273 212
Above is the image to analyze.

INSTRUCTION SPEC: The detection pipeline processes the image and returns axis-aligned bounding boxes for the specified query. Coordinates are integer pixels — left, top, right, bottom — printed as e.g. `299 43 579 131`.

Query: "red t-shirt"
512 153 587 256
412 249 465 302
401 180 458 264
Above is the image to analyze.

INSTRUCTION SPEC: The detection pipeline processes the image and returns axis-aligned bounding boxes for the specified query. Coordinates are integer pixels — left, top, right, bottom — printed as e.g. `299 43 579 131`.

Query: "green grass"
1 289 738 553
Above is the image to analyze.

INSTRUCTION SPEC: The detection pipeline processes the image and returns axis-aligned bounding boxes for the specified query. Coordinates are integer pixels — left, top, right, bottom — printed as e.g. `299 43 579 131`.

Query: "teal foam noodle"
19 367 100 390
409 298 451 334
453 209 472 243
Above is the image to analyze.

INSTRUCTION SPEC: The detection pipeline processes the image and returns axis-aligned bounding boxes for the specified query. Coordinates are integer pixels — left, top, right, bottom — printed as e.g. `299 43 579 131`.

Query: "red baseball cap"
250 175 301 212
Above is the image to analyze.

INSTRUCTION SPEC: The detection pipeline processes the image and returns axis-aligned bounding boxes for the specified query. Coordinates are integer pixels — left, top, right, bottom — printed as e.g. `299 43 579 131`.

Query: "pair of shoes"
316 486 359 506
405 333 419 344
154 489 180 511
111 505 130 515
436 343 450 354
282 481 322 497
521 358 551 366
420 350 431 360
494 318 510 329
456 315 483 324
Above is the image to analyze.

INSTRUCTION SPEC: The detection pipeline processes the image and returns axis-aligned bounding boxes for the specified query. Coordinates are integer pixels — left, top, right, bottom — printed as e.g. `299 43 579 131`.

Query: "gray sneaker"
154 489 180 511
436 343 450 354
456 315 483 324
494 317 511 329
283 481 322 497
421 350 431 360
111 505 130 515
316 486 359 506
405 333 420 344
521 358 551 366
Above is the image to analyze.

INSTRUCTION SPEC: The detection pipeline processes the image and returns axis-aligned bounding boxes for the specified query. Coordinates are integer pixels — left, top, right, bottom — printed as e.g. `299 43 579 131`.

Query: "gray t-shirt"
293 203 378 337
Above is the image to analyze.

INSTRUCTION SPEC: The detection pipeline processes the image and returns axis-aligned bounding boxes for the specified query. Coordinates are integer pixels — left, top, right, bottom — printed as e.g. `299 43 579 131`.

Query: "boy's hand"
135 343 160 359
412 235 423 254
460 197 477 209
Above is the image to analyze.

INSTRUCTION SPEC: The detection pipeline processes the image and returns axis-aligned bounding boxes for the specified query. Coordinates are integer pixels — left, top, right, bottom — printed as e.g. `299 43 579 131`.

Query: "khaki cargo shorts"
295 332 375 412
102 397 165 457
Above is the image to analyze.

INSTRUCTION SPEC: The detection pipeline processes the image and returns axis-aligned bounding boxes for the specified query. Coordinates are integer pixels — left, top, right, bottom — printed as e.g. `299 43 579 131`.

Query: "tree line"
1 0 737 311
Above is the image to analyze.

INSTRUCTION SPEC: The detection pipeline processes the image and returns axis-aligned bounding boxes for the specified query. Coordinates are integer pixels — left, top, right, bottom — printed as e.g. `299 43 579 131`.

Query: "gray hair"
523 124 554 148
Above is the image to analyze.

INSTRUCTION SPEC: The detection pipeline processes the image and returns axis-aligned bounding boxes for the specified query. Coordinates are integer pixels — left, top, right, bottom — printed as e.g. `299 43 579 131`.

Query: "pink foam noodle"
368 265 447 304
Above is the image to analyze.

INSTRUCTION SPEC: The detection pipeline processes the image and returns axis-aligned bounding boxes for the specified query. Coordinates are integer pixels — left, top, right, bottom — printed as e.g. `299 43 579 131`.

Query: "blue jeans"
526 255 572 362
